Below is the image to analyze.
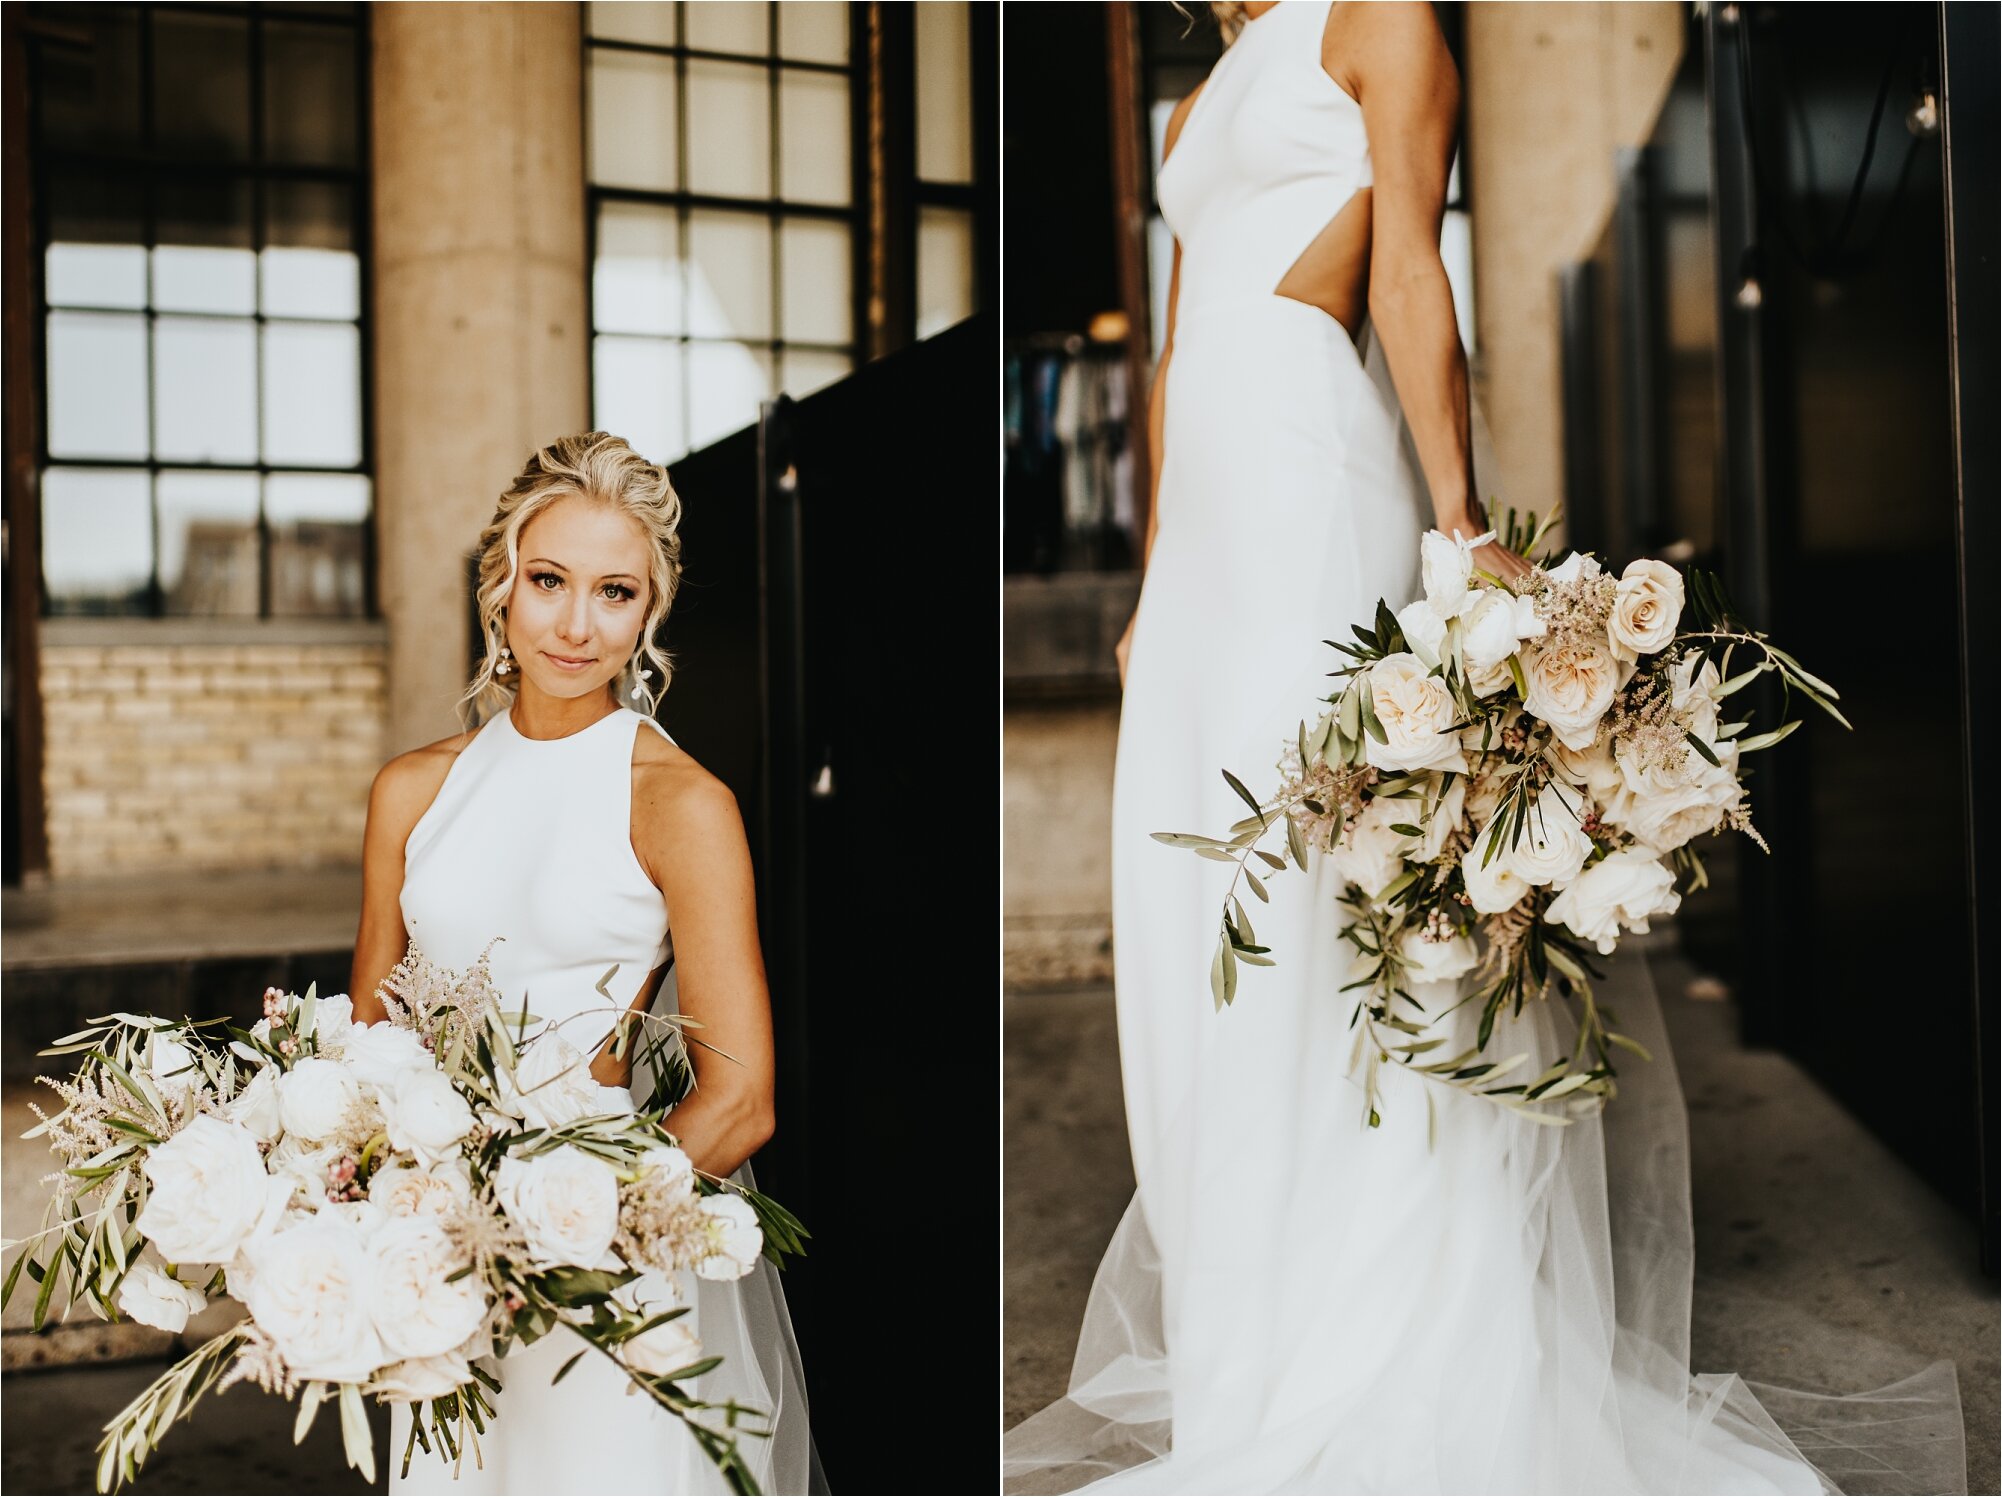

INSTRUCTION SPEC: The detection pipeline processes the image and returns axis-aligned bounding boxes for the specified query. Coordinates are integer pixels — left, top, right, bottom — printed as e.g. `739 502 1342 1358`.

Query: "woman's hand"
1115 612 1136 687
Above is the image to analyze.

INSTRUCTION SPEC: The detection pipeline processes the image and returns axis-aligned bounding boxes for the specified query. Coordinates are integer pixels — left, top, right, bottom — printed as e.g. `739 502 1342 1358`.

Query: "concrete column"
371 2 589 752
1464 4 1684 531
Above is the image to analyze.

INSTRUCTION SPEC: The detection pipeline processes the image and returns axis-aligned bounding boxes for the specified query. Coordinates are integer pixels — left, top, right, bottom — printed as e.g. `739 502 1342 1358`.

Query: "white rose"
277 1057 360 1142
1544 551 1603 585
1502 794 1593 887
1397 927 1479 985
144 1031 203 1109
225 1066 284 1144
369 1159 472 1219
135 1115 277 1265
1521 642 1621 752
1608 559 1684 661
638 1145 696 1198
378 1068 474 1166
1462 589 1546 672
493 1147 621 1270
495 1036 601 1132
1671 651 1722 743
1619 747 1741 855
1544 850 1681 954
266 1135 342 1203
368 1217 491 1361
695 1195 764 1281
1420 528 1492 620
1460 825 1530 915
1394 598 1447 668
341 1022 432 1091
240 1214 389 1383
1407 776 1467 864
1327 797 1411 901
617 1272 705 1381
369 1350 473 1404
307 992 357 1057
117 1262 208 1334
1364 654 1469 775
584 1083 637 1119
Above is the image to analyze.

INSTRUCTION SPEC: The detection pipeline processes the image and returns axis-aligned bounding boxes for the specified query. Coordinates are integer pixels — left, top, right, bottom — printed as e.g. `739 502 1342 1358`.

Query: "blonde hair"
461 432 683 725
1171 1 1246 43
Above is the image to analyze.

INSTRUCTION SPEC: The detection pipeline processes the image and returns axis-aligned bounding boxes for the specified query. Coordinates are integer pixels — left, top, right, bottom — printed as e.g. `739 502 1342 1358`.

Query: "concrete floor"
1003 951 1999 1496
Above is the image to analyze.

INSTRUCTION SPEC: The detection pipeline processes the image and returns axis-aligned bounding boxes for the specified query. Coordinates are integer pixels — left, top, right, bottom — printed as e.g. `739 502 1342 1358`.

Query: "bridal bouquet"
1157 510 1846 1134
3 946 806 1495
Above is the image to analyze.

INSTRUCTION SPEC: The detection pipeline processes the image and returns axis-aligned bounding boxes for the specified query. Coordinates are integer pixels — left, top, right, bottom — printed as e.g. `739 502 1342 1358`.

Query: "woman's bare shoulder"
629 726 746 877
369 728 479 830
1163 81 1206 162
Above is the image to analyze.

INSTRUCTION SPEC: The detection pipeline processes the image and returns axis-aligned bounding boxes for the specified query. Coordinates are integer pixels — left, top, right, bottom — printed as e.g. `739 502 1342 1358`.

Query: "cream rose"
638 1145 697 1198
1619 748 1741 855
617 1273 705 1381
1544 850 1681 954
1394 597 1448 668
368 1217 491 1361
1462 588 1545 673
1364 653 1468 775
494 1146 621 1270
240 1214 389 1383
117 1262 208 1334
144 1031 203 1110
1460 825 1530 915
1502 794 1593 887
378 1067 474 1166
225 1066 284 1144
495 1036 602 1132
1608 559 1684 661
695 1195 765 1281
277 1057 360 1142
135 1115 277 1265
1397 927 1479 985
1327 797 1410 900
369 1159 473 1219
370 1350 473 1404
1521 642 1621 752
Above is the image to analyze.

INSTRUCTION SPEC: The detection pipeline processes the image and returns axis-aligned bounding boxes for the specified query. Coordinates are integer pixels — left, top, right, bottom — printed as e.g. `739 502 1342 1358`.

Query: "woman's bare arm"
349 740 464 1023
627 758 776 1181
1348 3 1530 579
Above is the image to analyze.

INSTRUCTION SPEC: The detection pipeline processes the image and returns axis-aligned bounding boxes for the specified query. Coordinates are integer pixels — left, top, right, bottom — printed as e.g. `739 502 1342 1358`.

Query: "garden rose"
369 1350 473 1404
1460 825 1530 915
135 1116 277 1265
239 1213 389 1383
494 1146 621 1270
1521 641 1621 751
277 1057 360 1142
1328 797 1411 900
695 1195 764 1281
1363 653 1468 775
143 1031 202 1110
1420 528 1491 619
1501 793 1593 887
378 1067 474 1165
1462 588 1545 673
368 1217 490 1361
617 1273 705 1381
1608 559 1684 661
1394 598 1447 668
225 1066 284 1144
1544 850 1681 954
1397 927 1479 985
341 1022 431 1090
369 1159 472 1219
495 1036 602 1131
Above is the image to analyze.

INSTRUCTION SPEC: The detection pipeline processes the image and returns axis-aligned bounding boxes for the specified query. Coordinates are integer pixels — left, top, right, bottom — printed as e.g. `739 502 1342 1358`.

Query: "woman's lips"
541 651 597 672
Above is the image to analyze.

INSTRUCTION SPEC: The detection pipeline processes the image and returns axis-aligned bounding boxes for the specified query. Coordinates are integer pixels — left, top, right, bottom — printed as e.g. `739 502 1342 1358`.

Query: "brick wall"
38 638 388 878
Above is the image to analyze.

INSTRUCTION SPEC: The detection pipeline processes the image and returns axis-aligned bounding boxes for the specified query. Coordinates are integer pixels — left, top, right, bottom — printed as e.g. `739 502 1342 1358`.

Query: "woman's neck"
508 684 620 740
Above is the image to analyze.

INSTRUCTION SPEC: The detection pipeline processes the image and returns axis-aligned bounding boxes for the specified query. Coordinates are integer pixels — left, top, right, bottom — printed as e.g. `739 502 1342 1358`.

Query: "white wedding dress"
1003 4 1966 1493
390 704 815 1495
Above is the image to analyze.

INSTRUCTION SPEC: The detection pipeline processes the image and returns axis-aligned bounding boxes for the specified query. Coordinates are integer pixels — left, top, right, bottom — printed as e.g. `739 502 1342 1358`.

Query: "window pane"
46 311 149 460
595 202 683 336
594 336 685 467
38 6 143 154
917 206 975 339
157 469 261 616
155 317 259 463
589 49 680 192
779 217 851 345
685 2 769 57
44 172 146 309
688 211 772 341
780 348 851 400
264 180 360 320
264 20 360 168
687 342 772 453
152 248 254 316
915 2 973 185
687 59 770 198
778 2 848 64
587 2 676 46
41 467 153 615
262 322 362 466
778 70 849 207
267 473 370 617
152 10 252 161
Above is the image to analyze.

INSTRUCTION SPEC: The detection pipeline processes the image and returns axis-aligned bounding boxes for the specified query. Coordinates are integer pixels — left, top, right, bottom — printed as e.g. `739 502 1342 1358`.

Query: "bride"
1004 3 1964 1493
349 433 814 1494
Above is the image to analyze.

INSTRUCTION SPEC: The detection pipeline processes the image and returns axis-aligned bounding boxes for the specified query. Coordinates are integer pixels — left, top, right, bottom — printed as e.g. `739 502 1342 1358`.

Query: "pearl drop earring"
495 645 514 678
